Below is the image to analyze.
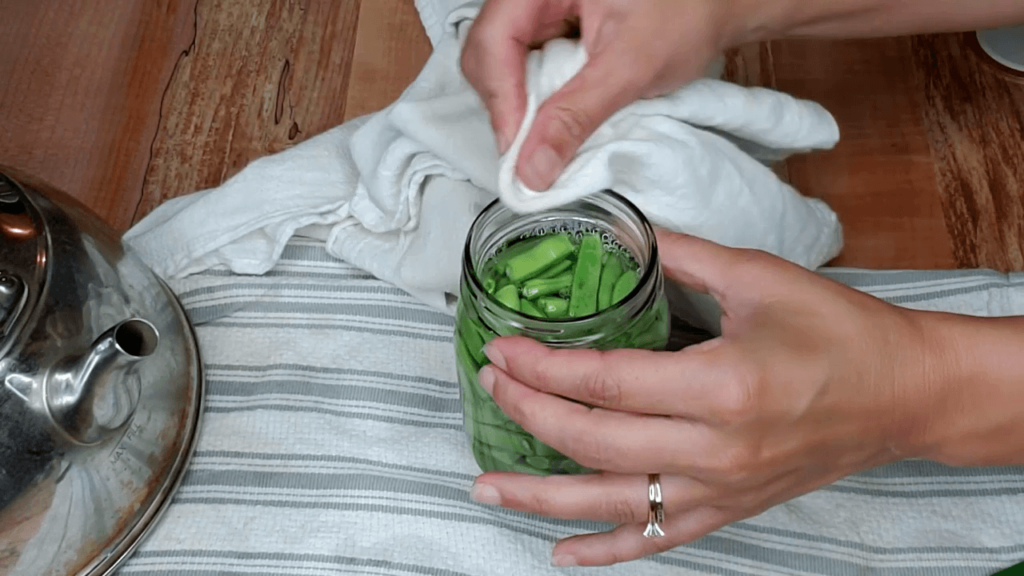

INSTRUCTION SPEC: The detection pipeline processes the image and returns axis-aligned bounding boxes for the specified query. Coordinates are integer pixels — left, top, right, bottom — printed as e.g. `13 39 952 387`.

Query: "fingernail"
469 482 501 506
483 343 506 371
477 365 495 395
551 555 577 567
520 145 561 191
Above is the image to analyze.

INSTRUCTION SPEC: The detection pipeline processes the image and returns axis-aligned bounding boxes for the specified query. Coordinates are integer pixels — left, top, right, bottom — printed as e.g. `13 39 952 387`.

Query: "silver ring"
643 474 665 538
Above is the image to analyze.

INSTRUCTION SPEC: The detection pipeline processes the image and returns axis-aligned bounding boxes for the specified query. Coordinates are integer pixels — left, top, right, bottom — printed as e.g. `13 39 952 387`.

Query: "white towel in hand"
125 1 843 315
496 37 842 263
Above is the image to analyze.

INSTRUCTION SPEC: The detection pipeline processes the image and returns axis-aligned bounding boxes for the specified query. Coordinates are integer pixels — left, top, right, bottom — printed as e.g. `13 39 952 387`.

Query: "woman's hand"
460 0 762 191
469 230 958 566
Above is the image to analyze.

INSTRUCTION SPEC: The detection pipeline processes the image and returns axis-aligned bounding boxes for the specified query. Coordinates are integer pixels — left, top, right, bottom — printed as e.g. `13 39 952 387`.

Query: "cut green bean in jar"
455 221 671 477
480 231 642 316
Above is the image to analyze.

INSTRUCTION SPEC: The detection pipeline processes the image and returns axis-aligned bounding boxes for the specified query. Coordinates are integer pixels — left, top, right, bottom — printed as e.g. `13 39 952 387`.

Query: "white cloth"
124 0 843 315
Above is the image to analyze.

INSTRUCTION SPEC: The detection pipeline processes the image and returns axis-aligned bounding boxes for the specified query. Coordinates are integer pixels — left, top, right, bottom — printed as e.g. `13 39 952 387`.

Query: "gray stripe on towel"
207 379 459 410
201 404 462 429
192 451 477 482
207 363 456 392
204 322 453 343
129 550 474 576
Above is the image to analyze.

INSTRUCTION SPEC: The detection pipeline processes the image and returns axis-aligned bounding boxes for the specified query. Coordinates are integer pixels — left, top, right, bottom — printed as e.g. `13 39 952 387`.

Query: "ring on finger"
643 473 665 538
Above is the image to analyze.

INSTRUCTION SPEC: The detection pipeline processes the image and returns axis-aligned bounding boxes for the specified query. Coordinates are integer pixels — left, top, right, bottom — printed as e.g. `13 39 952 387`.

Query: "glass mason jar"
454 190 671 475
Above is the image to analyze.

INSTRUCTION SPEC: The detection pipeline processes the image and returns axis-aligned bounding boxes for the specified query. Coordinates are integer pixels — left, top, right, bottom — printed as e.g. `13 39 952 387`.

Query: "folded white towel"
124 0 844 315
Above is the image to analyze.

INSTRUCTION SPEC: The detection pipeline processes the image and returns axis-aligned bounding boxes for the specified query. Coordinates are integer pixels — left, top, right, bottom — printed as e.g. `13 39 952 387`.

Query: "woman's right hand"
459 0 769 191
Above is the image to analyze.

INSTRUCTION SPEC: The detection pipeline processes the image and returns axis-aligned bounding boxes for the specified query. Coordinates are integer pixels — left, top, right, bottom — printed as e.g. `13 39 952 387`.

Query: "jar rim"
461 190 661 326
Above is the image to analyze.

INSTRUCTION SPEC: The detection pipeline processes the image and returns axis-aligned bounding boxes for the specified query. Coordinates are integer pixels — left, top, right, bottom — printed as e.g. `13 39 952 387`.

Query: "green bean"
504 234 575 283
536 259 573 279
527 436 562 458
457 314 487 367
473 398 512 426
520 299 545 318
556 459 591 475
525 455 551 470
454 336 480 382
483 275 497 294
521 272 573 300
504 419 526 432
481 442 522 469
626 300 671 350
611 270 639 304
475 422 534 454
494 284 521 311
537 297 569 318
568 234 603 317
495 275 511 293
492 236 544 274
596 255 623 311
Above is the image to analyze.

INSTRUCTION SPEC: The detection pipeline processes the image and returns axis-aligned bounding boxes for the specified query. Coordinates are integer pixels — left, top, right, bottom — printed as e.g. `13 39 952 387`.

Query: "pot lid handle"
0 271 25 339
0 172 45 353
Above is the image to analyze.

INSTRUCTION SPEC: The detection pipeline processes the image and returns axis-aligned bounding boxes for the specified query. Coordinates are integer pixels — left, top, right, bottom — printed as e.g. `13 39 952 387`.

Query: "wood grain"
1 2 1024 272
344 0 431 122
771 37 959 270
912 33 1024 271
135 0 362 224
723 43 778 90
0 0 195 232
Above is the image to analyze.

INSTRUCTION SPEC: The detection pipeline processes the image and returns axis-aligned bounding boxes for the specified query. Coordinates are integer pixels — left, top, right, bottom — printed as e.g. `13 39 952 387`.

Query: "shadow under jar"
454 190 671 475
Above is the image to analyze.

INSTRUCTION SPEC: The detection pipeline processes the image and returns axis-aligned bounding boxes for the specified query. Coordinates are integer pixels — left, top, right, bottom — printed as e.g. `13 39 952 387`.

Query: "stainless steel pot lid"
0 171 204 575
977 26 1024 73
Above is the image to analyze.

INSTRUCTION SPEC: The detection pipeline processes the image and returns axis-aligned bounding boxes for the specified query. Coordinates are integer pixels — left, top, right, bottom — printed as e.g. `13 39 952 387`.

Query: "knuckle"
458 37 494 93
578 368 623 408
709 443 756 481
598 493 643 525
566 432 622 471
459 21 483 73
459 50 490 97
715 362 760 423
546 102 594 147
527 358 560 390
716 356 765 424
459 44 477 79
719 384 757 423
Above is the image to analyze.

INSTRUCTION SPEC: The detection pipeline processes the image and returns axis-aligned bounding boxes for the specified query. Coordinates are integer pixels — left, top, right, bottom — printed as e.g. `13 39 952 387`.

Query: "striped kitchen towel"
116 238 1024 576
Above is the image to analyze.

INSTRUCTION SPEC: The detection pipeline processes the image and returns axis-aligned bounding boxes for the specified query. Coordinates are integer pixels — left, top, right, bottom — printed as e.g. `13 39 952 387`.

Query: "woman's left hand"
468 230 956 567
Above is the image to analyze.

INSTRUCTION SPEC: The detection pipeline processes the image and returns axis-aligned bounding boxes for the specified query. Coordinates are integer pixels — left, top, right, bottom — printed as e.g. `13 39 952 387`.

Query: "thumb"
516 54 643 191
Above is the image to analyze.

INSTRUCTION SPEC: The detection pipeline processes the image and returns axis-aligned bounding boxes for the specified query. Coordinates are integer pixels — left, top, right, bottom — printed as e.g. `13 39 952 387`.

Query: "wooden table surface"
1 0 1023 272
